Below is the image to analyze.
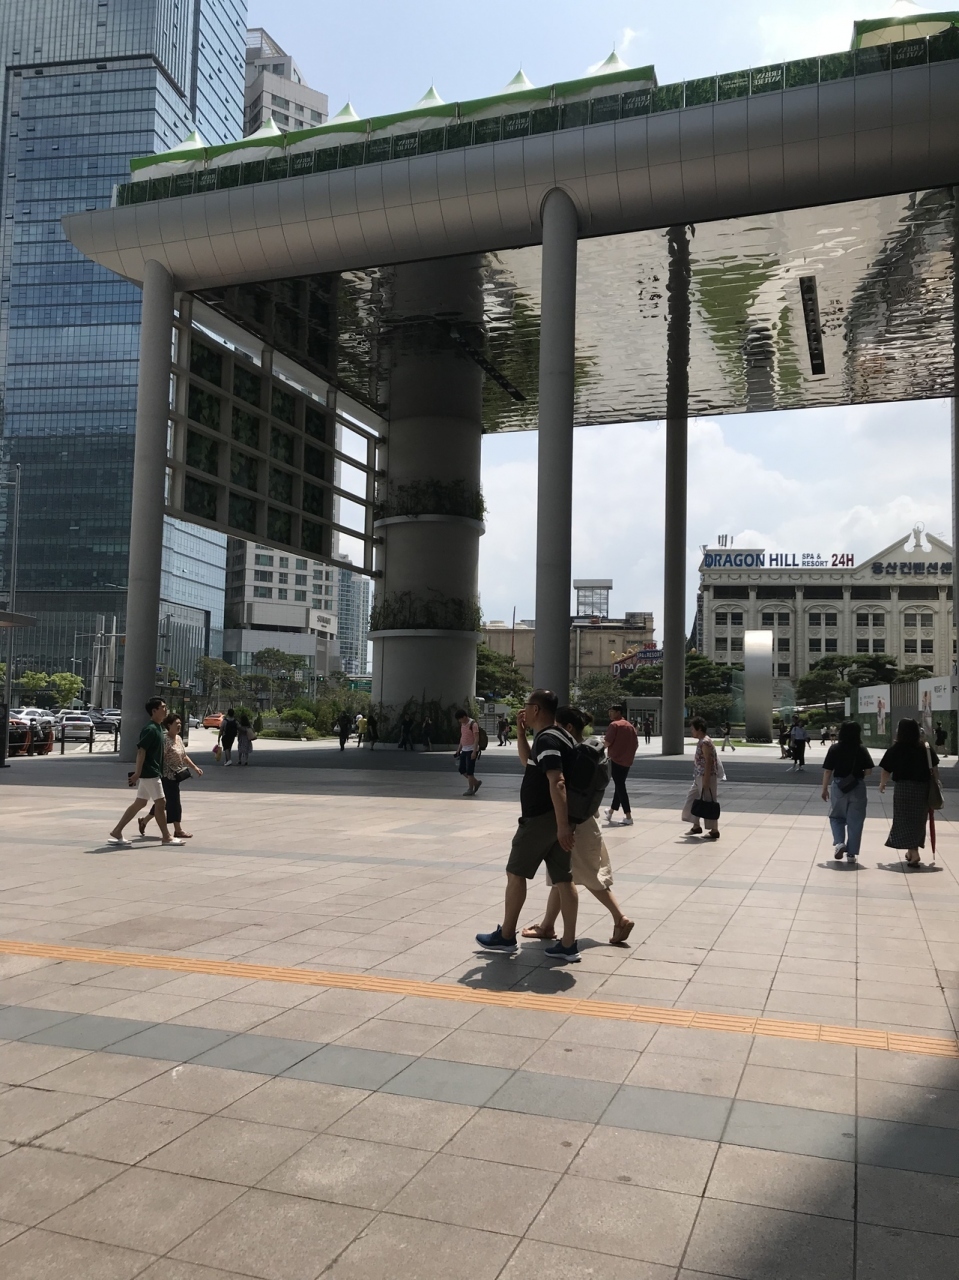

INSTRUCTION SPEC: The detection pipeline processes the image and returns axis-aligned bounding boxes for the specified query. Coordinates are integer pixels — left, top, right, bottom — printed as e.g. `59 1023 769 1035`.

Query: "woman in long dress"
879 718 939 867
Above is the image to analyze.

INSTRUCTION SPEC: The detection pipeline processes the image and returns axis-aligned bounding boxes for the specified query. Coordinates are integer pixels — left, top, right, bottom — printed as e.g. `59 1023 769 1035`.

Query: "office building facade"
0 0 245 697
698 527 955 682
244 28 328 135
336 558 370 677
222 538 339 690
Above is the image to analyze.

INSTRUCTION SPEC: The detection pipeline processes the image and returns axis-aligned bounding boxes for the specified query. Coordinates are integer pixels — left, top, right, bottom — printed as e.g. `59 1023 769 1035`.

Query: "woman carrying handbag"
683 716 723 841
878 718 940 867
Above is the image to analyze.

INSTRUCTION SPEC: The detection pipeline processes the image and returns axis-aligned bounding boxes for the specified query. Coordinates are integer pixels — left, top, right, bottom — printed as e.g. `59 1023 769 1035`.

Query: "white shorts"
136 776 164 802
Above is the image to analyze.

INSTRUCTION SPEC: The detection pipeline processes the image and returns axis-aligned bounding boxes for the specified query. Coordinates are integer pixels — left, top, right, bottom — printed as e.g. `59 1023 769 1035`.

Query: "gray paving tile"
322 1213 517 1280
191 1034 318 1076
602 1085 732 1141
858 1117 959 1178
283 1044 414 1090
382 1058 513 1106
25 1015 155 1052
857 1164 959 1237
856 1222 959 1280
722 1100 855 1162
683 1198 854 1280
0 1006 75 1040
487 1069 618 1123
104 1024 234 1062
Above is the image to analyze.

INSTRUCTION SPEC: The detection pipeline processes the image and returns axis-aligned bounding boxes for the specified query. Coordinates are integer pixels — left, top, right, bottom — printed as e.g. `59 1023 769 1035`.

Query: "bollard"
88 728 94 754
60 729 65 756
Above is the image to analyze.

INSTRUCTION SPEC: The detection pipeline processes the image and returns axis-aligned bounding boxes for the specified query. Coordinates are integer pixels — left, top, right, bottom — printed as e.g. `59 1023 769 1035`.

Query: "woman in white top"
139 714 203 840
682 716 723 840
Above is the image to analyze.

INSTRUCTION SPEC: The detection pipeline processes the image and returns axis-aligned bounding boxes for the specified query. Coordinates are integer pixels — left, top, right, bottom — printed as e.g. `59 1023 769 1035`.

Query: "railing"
115 28 959 208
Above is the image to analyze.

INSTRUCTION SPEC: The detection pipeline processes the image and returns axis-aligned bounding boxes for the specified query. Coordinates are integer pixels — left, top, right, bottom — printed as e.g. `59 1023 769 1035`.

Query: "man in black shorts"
476 688 580 961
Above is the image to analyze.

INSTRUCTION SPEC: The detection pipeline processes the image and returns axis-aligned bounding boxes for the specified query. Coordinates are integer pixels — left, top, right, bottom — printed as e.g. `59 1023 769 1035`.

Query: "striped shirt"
521 726 575 818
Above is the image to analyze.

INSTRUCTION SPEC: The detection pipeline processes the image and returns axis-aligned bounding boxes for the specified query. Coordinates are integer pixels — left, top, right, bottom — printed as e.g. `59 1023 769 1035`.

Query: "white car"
58 713 94 740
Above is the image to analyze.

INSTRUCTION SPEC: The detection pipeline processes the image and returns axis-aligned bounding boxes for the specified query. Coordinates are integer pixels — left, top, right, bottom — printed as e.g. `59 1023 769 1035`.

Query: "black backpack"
564 739 610 823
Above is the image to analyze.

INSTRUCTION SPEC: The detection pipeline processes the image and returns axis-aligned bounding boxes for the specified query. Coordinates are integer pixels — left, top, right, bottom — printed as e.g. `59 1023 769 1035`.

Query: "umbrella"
928 808 936 863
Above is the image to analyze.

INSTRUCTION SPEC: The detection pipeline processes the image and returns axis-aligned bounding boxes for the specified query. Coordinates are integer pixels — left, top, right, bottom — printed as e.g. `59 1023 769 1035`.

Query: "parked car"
58 713 95 740
87 712 119 734
202 712 223 729
188 714 201 729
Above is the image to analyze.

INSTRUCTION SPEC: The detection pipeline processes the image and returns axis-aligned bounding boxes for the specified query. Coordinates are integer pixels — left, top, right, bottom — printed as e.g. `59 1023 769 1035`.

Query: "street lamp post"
1 463 22 767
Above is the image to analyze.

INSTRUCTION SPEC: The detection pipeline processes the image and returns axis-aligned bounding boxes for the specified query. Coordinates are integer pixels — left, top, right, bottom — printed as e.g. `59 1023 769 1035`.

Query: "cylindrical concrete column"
662 225 692 756
533 188 579 699
371 257 485 716
120 260 175 758
952 189 959 680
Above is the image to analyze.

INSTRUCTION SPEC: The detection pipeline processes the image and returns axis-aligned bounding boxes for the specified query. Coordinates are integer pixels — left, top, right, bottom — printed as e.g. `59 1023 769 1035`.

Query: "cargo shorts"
506 811 572 883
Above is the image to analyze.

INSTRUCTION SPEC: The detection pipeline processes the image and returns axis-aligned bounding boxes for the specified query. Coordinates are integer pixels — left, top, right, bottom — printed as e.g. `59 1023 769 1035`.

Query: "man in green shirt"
108 697 183 847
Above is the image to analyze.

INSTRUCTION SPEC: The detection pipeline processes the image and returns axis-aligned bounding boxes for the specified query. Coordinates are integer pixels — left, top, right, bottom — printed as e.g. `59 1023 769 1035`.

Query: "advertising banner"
857 685 890 739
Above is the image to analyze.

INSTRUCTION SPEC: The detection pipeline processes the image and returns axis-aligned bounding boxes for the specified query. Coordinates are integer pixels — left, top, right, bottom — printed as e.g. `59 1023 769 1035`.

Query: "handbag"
691 791 721 820
172 767 191 784
837 774 860 794
924 742 943 811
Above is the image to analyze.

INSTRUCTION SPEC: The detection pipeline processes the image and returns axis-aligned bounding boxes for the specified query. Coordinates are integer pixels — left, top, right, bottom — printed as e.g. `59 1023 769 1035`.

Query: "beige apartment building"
483 613 656 688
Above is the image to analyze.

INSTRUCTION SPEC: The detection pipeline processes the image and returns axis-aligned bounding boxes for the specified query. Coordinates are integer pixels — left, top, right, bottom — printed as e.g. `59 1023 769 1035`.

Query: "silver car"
58 713 95 740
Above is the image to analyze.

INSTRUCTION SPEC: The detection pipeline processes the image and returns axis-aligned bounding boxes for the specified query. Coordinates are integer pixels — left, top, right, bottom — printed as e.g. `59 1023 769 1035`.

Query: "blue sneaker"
475 926 518 953
544 940 580 963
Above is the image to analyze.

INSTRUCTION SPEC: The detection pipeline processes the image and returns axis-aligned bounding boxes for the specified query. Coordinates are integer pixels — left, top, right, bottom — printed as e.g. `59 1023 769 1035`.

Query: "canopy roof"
129 57 657 174
852 12 959 47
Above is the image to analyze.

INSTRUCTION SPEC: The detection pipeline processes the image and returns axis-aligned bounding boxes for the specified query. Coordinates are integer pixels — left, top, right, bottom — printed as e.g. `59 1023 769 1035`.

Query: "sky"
248 0 953 633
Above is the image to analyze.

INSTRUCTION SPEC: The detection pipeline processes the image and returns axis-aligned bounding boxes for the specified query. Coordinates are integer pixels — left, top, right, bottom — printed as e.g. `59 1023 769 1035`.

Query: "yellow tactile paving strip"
2 937 957 1058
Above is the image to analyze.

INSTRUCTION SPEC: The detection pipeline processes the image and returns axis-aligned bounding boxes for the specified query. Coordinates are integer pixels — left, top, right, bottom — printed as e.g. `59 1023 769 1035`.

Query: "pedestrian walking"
421 714 432 752
217 707 238 766
643 716 652 745
497 713 510 746
476 688 579 961
454 708 482 795
236 713 256 765
935 720 948 757
821 721 873 862
139 712 204 839
789 716 809 771
335 710 352 751
355 713 367 746
721 720 736 752
879 718 940 867
398 713 414 750
779 722 791 759
604 703 638 826
522 706 634 945
683 716 723 840
107 697 183 847
367 710 379 750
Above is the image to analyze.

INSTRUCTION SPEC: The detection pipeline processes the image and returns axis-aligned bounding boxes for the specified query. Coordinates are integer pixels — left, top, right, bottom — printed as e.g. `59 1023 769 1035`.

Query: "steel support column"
533 188 579 699
662 225 692 756
120 260 175 759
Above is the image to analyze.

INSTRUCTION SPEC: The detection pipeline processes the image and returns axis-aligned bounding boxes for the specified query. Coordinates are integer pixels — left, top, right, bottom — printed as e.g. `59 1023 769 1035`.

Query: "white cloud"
479 399 952 639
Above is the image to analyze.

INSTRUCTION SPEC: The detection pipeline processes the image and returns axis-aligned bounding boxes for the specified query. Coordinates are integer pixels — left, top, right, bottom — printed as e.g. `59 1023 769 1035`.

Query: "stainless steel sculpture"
744 631 774 742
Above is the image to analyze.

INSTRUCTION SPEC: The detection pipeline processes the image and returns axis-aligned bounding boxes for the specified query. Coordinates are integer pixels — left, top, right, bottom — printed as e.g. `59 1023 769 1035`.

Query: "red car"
202 712 224 729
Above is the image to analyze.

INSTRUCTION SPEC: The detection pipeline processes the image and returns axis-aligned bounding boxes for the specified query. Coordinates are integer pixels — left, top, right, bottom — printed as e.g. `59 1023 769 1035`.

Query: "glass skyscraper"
0 0 246 694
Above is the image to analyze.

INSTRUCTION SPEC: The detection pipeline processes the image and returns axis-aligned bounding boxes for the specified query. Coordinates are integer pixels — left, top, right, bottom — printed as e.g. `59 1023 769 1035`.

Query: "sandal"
137 817 149 837
610 918 634 945
685 827 703 836
521 923 557 940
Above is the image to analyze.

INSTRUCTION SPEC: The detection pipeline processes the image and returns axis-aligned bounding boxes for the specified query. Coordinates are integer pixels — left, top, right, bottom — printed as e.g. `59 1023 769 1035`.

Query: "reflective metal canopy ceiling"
250 186 953 431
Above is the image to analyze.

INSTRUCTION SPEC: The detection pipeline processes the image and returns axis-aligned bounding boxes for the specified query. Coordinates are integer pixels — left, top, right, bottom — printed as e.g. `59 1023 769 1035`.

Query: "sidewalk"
0 749 956 1278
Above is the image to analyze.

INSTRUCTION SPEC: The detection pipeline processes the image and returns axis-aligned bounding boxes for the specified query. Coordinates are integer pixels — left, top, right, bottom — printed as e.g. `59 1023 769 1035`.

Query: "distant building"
574 579 613 617
244 28 328 135
223 540 339 695
483 612 656 689
698 526 955 683
336 557 371 676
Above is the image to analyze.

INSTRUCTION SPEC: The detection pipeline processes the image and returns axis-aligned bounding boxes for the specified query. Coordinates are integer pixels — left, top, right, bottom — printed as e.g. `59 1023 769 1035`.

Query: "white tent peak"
170 129 206 152
592 49 630 76
246 117 283 140
503 68 534 90
330 100 360 121
414 84 444 107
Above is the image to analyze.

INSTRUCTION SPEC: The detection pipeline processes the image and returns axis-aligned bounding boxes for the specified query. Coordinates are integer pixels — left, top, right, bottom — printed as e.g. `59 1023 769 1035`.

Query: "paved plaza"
0 742 958 1280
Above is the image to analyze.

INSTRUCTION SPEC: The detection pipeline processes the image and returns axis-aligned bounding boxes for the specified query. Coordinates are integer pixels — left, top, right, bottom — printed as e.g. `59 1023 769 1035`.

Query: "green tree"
17 670 50 699
48 672 84 706
280 707 315 735
196 657 242 707
475 643 527 700
795 662 849 713
252 647 305 708
621 662 663 697
575 671 623 721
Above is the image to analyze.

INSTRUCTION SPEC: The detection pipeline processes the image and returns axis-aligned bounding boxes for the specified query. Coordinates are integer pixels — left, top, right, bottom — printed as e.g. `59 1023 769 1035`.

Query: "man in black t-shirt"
476 688 580 961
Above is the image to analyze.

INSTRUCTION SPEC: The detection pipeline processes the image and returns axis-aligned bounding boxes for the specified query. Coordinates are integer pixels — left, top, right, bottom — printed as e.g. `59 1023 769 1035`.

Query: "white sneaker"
604 807 613 821
622 815 633 826
162 838 185 846
224 760 233 767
